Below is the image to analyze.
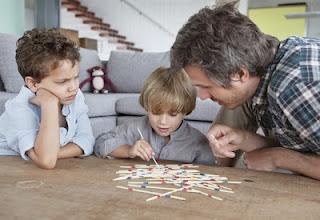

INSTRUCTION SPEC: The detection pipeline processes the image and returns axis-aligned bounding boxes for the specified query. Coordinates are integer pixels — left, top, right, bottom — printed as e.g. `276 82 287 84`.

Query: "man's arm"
245 147 320 180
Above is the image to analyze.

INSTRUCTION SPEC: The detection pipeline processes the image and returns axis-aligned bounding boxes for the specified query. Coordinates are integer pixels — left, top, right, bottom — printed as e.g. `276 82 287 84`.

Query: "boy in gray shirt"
94 67 215 165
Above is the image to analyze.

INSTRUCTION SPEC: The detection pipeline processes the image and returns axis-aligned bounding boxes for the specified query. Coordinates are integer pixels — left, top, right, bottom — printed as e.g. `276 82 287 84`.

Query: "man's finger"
224 144 240 153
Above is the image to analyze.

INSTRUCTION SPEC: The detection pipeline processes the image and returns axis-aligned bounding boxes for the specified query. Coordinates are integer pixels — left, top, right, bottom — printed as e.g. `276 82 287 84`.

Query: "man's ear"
25 76 39 93
230 67 250 83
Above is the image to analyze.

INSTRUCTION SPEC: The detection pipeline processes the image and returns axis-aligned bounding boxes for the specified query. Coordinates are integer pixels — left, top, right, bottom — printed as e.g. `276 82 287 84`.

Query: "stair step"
75 11 96 17
89 23 112 29
61 0 80 7
75 12 96 19
99 32 125 40
118 39 134 46
82 17 102 22
91 26 118 34
83 20 110 28
127 46 143 52
67 5 88 12
61 0 80 4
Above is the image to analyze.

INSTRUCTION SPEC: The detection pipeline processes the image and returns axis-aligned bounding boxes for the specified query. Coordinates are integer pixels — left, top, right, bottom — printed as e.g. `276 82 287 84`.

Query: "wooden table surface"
0 156 319 220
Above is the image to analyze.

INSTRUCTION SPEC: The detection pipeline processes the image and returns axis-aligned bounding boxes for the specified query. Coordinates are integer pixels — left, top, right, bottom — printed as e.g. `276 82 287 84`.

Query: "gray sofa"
0 32 221 138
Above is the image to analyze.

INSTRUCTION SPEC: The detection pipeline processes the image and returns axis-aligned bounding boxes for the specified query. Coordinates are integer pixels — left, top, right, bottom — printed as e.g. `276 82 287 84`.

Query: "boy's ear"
230 67 250 83
25 76 39 93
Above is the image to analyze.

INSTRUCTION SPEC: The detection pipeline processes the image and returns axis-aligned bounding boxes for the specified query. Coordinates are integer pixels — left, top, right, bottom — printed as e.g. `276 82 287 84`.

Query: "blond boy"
94 67 215 165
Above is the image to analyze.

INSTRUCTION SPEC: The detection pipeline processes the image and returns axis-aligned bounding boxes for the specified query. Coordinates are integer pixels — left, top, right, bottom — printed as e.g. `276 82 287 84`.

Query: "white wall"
79 0 250 52
81 0 220 52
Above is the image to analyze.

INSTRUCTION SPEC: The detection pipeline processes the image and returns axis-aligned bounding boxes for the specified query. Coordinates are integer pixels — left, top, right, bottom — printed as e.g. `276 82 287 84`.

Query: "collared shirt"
252 36 320 154
94 116 215 165
0 86 94 160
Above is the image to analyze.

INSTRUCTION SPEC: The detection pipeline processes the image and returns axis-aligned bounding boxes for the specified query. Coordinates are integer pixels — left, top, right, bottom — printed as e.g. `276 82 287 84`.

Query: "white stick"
128 184 178 191
117 186 185 201
146 185 193 202
137 127 160 169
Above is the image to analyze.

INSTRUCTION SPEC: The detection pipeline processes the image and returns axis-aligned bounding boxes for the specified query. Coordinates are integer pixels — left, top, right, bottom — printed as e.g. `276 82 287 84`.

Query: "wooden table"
0 156 319 220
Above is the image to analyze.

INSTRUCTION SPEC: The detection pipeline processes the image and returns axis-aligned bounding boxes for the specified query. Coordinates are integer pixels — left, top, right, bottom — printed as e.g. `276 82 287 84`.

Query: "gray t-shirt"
94 116 215 165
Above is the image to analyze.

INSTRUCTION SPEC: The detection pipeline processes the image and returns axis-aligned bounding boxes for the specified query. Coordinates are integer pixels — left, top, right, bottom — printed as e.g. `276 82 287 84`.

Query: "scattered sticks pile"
114 164 241 202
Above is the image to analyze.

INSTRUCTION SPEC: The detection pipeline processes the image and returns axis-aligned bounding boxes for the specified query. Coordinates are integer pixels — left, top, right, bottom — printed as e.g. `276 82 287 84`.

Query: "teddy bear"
80 66 116 93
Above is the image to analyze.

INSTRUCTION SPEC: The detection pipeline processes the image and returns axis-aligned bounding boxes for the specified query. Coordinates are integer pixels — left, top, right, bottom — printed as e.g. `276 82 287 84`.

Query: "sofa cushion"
90 116 117 138
116 95 221 122
79 48 104 92
0 33 24 93
84 93 138 118
108 51 170 93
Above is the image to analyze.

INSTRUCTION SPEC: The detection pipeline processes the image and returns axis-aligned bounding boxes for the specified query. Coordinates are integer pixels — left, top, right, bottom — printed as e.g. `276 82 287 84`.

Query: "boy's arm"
58 143 84 159
94 128 135 158
71 91 95 156
27 89 60 169
94 121 142 158
109 144 132 158
109 140 153 161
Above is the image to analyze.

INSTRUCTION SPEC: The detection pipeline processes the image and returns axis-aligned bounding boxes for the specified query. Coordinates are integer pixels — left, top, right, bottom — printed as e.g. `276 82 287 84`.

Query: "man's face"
35 60 80 105
184 66 260 109
148 110 185 137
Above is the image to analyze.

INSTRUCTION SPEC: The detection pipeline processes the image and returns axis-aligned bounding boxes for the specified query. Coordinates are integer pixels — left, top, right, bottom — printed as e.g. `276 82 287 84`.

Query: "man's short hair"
139 67 196 115
171 1 279 86
16 28 80 82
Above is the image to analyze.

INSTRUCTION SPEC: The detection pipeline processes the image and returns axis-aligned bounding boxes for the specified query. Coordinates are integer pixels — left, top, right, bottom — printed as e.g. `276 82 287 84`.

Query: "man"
170 1 320 180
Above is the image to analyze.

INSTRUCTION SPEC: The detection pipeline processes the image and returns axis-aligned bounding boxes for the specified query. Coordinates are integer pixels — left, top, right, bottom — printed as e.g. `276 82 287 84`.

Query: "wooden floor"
0 156 319 220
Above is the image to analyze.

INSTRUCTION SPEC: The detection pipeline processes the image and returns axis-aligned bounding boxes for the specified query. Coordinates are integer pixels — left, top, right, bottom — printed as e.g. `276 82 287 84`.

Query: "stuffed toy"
80 66 116 93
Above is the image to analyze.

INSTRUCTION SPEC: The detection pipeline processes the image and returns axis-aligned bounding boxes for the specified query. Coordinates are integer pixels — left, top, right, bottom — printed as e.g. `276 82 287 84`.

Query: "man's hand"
129 139 154 161
207 124 246 158
207 124 271 159
29 88 59 107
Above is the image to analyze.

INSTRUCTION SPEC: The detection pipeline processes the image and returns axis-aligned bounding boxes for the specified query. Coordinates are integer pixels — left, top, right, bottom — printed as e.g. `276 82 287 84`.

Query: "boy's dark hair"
16 28 80 82
171 1 280 86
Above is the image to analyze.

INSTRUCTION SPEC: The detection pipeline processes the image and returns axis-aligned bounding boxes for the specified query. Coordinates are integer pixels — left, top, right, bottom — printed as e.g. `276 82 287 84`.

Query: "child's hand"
129 139 154 161
29 88 59 107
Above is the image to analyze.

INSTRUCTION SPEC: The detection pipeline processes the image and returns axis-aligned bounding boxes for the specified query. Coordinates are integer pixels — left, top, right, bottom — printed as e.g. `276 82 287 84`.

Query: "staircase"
60 0 143 60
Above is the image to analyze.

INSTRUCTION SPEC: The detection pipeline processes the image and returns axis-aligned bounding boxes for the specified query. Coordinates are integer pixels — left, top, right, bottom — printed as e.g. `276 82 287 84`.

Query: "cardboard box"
79 37 97 50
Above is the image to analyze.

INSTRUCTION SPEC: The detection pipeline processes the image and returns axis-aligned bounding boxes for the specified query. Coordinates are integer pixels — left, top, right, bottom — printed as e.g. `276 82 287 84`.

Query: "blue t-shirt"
0 86 94 159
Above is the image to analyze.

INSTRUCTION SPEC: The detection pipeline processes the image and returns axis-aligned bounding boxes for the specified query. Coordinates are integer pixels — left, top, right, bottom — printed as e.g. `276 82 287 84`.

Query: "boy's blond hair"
139 67 196 115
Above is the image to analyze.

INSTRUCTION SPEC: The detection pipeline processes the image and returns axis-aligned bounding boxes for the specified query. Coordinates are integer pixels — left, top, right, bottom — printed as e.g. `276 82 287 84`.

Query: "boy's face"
148 110 185 137
32 60 80 105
